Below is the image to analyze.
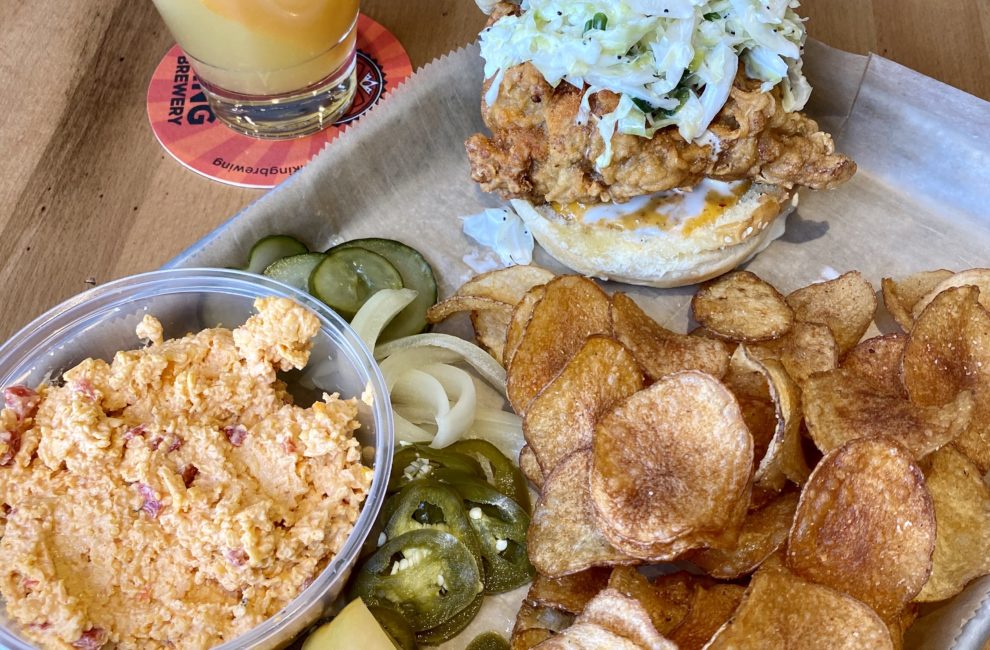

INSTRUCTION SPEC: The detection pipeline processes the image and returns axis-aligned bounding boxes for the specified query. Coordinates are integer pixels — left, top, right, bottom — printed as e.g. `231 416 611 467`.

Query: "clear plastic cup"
150 0 360 138
0 268 393 649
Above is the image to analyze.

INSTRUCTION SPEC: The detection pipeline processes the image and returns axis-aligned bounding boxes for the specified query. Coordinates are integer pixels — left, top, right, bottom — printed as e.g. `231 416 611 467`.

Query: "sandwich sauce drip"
553 179 750 234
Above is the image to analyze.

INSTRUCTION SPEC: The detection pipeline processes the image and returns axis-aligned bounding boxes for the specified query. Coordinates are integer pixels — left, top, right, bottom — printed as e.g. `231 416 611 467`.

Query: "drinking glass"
151 0 360 139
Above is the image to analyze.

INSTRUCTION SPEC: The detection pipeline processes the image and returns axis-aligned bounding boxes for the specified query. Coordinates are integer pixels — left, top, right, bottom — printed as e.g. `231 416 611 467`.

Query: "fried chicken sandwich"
466 0 855 287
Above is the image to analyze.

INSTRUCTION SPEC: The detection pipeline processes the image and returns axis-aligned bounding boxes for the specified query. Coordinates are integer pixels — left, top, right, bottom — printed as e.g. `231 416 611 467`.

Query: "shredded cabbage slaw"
462 205 535 267
479 0 811 168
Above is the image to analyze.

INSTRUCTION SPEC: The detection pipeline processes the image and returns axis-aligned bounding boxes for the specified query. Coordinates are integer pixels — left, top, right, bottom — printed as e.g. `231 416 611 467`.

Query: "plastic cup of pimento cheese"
0 268 394 650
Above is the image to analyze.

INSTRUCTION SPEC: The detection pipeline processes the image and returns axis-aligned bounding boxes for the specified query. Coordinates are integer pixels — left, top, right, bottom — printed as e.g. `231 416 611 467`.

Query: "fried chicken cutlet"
466 3 856 205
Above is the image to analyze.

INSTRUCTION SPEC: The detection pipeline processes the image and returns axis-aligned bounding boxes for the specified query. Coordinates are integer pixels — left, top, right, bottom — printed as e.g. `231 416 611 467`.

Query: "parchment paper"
167 39 990 649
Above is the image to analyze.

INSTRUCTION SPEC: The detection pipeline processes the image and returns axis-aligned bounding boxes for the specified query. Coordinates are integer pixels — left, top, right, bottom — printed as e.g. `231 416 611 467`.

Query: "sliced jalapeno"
453 480 534 594
447 439 532 513
360 491 404 559
383 479 485 582
389 444 484 493
424 467 496 491
367 606 418 650
350 529 483 632
414 594 485 646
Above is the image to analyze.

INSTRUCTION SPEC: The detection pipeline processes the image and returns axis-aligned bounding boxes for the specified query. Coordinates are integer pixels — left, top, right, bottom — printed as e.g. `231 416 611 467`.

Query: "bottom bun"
510 183 796 288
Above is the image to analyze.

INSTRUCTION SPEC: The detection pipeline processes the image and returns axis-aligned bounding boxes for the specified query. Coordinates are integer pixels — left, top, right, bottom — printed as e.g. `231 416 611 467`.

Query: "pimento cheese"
0 297 372 649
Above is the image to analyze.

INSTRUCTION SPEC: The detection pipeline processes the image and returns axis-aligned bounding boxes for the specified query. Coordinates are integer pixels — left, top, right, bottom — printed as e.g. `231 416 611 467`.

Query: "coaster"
147 14 412 189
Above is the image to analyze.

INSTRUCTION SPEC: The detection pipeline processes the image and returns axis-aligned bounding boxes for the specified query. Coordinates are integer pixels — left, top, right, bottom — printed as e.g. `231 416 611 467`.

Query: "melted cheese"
553 179 750 234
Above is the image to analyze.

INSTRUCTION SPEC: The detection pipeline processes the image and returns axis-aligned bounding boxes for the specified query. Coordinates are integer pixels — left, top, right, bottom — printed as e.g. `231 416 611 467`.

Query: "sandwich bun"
510 181 796 288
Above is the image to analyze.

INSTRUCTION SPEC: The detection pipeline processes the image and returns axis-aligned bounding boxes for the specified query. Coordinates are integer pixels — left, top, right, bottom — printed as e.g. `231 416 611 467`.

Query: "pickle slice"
310 248 403 319
246 235 308 274
329 238 438 341
263 253 327 292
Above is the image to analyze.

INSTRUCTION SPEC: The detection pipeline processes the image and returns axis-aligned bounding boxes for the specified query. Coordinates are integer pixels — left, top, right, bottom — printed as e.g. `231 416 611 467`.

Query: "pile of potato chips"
426 266 990 649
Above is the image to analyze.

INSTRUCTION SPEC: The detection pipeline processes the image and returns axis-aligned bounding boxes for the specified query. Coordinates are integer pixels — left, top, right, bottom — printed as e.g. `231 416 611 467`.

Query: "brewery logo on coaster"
147 14 412 189
338 51 386 124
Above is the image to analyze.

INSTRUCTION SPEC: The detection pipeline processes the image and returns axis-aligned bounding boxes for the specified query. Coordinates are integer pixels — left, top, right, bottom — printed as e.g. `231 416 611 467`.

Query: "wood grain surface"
0 0 987 340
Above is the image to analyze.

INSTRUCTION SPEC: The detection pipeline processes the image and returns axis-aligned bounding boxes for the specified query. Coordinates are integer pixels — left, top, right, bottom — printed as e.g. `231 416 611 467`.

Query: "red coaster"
147 14 412 189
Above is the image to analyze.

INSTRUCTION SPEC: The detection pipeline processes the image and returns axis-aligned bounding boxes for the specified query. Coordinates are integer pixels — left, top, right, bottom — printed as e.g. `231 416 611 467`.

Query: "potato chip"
472 308 514 363
757 548 787 572
455 266 556 364
510 629 553 650
722 345 771 401
910 268 990 320
594 496 749 562
722 356 777 471
732 348 809 490
721 361 776 476
426 294 512 324
668 583 745 650
690 271 794 342
505 285 547 369
881 269 954 332
785 271 877 356
902 286 990 405
456 265 557 303
422 292 512 361
577 588 677 649
590 372 752 551
687 326 722 340
531 621 663 650
705 564 894 649
734 397 777 472
806 334 973 460
511 602 575 650
607 568 692 636
525 567 612 615
786 437 936 621
802 367 973 460
724 347 803 487
887 606 916 650
915 446 990 602
528 451 637 577
841 334 907 394
523 336 644 473
747 321 839 388
519 444 545 489
902 286 990 472
691 491 799 579
513 602 576 634
748 483 784 511
507 276 611 414
611 292 730 381
528 622 624 649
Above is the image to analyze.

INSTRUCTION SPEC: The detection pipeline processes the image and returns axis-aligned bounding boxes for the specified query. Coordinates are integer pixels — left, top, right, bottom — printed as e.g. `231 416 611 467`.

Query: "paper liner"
907 576 990 648
166 39 990 649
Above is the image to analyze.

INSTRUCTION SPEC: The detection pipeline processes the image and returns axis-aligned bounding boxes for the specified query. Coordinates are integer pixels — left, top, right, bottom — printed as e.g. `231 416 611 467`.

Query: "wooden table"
0 0 987 341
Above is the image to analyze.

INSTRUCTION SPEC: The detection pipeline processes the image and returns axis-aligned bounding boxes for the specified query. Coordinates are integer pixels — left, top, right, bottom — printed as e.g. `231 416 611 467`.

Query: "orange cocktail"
152 0 360 138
